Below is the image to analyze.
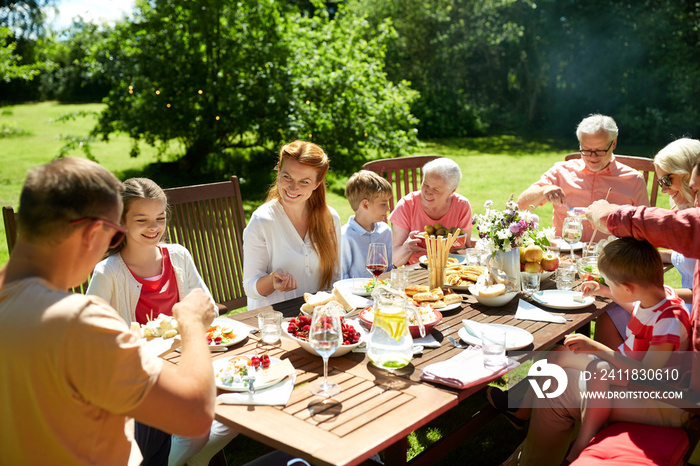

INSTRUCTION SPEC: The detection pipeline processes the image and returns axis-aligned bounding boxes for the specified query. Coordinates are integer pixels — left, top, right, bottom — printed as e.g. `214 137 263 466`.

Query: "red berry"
261 355 271 368
251 356 261 368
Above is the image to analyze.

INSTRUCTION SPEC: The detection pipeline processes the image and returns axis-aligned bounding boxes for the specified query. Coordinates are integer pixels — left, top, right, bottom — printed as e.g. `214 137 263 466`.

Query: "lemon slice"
374 308 406 341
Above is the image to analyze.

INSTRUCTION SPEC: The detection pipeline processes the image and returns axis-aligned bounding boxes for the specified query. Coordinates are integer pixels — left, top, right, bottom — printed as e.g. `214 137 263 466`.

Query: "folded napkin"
414 333 440 348
217 375 296 406
515 299 567 324
352 327 439 354
461 319 485 343
421 346 519 389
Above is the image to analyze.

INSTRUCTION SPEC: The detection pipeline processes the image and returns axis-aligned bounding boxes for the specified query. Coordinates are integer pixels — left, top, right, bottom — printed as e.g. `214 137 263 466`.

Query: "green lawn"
0 102 684 464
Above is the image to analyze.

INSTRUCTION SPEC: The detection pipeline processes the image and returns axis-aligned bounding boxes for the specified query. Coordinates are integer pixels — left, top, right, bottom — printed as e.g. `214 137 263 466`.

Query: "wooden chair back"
3 205 90 293
565 153 660 207
163 176 247 312
362 155 442 211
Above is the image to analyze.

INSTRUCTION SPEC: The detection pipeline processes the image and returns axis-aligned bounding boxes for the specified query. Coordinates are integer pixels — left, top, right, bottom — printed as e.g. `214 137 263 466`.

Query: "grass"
0 102 684 464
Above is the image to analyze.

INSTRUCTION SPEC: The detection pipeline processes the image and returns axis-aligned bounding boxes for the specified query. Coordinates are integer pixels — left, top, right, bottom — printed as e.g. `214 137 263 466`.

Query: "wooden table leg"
384 437 408 466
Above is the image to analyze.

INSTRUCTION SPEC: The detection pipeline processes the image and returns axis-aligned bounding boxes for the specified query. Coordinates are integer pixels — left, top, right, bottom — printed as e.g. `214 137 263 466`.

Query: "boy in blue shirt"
341 170 394 279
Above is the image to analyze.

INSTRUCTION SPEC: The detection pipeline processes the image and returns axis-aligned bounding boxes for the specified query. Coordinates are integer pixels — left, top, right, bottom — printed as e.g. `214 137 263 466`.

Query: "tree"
86 0 419 173
0 26 49 83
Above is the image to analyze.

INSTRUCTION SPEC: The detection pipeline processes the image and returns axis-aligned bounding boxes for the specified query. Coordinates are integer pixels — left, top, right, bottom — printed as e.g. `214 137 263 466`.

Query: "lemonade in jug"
367 286 424 370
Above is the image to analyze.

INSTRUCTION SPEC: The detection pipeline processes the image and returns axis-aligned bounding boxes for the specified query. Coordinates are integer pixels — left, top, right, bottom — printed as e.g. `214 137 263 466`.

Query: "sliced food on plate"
445 265 487 288
406 286 462 310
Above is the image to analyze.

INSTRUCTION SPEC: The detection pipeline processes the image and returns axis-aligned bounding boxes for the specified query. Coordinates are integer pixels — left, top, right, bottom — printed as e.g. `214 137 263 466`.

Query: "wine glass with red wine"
366 243 388 288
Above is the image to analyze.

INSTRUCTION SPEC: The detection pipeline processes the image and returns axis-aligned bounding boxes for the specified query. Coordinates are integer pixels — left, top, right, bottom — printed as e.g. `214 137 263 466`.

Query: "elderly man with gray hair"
389 157 473 266
517 114 649 242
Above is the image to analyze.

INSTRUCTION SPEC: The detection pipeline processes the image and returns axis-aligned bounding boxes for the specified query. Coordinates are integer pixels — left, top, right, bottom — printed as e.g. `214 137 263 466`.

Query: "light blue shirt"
341 216 393 279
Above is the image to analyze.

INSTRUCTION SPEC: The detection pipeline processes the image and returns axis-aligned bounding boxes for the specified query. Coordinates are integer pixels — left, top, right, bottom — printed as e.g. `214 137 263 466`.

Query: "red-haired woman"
243 141 341 309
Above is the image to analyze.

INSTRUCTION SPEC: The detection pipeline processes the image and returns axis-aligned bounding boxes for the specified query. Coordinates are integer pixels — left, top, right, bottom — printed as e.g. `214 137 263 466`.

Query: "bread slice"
477 283 506 298
303 291 334 306
332 286 354 312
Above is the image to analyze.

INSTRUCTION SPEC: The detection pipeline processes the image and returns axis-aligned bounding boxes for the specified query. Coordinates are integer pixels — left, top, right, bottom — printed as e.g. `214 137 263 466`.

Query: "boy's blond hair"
345 170 392 211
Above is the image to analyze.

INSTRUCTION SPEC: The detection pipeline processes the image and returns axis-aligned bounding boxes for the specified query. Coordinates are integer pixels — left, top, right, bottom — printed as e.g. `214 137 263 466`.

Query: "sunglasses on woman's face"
657 174 673 188
70 217 127 248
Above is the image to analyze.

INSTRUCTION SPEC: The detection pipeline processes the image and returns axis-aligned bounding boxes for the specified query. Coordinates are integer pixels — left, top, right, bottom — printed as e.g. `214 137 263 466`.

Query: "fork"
447 336 467 349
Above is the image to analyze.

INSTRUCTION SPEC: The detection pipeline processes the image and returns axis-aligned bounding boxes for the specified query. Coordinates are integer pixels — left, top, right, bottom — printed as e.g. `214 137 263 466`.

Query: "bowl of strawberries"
283 314 364 357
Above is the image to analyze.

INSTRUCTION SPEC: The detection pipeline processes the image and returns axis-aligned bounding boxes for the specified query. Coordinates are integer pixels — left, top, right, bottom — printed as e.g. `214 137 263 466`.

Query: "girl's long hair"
266 141 338 290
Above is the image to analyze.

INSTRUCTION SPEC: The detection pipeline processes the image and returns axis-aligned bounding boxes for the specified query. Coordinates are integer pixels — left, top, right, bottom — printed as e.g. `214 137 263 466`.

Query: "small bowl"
416 232 467 250
577 256 599 280
467 285 518 307
358 307 442 338
282 319 363 357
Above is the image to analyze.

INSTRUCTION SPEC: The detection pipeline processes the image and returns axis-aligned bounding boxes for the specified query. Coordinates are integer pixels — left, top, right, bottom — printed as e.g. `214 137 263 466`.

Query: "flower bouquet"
474 197 554 254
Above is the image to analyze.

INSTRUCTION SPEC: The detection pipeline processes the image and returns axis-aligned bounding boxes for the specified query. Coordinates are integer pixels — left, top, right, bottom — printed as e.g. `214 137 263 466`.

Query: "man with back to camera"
517 113 650 242
0 157 217 464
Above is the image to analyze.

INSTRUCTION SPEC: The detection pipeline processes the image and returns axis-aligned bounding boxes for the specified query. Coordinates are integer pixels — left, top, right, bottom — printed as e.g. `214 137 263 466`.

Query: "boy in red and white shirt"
555 237 690 463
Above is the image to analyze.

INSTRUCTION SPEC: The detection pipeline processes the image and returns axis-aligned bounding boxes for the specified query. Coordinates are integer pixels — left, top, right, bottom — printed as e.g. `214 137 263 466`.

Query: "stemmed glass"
366 243 388 288
308 302 342 397
562 216 583 264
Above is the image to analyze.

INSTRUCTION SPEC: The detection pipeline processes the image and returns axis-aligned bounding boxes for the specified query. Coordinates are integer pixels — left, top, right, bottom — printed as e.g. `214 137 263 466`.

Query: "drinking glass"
521 271 540 297
308 303 342 397
366 243 389 288
482 326 507 371
562 217 583 264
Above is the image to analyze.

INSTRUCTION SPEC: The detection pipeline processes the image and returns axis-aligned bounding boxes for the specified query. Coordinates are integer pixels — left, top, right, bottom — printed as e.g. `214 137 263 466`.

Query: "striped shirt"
619 285 691 360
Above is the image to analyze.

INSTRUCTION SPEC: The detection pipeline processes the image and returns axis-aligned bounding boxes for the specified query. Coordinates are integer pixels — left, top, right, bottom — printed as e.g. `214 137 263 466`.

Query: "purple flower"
509 223 520 234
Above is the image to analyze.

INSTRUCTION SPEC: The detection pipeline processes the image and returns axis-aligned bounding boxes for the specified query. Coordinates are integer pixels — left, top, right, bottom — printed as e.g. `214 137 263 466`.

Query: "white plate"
434 302 461 312
531 290 595 309
458 324 534 350
418 254 466 267
333 278 383 297
207 318 249 347
213 355 284 391
554 240 586 252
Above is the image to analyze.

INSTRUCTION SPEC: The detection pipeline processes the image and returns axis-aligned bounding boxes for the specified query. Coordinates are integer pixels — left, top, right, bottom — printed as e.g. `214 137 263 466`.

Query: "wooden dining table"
162 266 612 466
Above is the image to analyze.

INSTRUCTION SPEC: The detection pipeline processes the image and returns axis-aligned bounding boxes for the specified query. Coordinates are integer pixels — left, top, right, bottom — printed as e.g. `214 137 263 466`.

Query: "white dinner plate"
458 323 534 350
531 290 595 309
213 355 285 391
554 240 586 252
333 278 379 297
207 318 249 347
434 302 461 312
418 254 466 267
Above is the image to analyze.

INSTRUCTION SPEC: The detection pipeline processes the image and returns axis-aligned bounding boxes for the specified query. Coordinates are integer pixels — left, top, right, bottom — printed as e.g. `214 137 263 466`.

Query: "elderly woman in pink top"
389 158 473 266
517 114 650 242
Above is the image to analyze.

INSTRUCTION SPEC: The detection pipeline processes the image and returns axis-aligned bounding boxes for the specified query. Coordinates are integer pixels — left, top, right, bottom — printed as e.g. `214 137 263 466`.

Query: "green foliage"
36 19 111 102
281 10 419 172
347 0 523 138
0 27 51 83
84 0 418 173
0 122 30 137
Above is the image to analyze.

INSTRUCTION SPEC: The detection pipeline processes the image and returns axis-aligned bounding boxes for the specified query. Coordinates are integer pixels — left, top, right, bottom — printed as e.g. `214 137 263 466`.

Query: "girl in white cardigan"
87 177 235 466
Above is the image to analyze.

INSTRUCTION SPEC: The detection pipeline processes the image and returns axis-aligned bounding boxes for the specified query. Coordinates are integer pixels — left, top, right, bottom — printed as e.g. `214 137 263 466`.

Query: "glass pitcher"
367 285 425 371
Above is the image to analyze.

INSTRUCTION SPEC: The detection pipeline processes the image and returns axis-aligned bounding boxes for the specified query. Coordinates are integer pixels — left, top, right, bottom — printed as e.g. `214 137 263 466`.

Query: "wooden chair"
3 205 90 293
565 153 660 207
163 176 247 313
3 205 17 254
363 155 442 211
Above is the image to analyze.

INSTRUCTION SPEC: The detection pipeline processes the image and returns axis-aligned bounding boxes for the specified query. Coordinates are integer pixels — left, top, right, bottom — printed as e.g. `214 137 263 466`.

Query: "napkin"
515 299 567 324
217 375 296 406
461 319 485 343
414 333 440 348
421 346 519 389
